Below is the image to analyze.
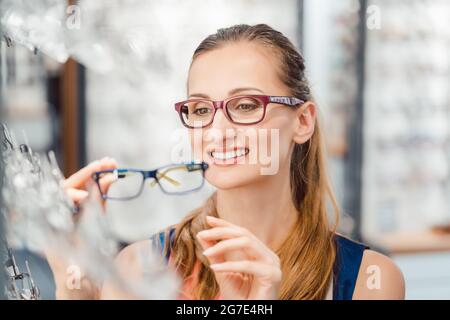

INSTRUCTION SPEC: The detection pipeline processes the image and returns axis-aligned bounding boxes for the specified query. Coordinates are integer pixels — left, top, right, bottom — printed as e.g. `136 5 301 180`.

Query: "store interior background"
1 0 450 299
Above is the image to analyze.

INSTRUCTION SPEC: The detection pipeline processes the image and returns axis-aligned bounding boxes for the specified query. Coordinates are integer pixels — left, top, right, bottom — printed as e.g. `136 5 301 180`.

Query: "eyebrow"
188 87 264 99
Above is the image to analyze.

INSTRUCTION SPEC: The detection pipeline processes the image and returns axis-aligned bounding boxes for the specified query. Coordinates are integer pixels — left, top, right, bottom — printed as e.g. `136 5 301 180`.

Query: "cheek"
257 114 295 164
189 129 205 160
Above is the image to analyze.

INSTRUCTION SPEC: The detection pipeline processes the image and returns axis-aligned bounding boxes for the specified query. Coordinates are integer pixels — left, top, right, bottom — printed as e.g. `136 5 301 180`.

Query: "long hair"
166 24 339 299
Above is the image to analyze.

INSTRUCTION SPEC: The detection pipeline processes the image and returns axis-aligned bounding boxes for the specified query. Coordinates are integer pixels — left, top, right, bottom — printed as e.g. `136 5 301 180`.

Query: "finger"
197 226 249 241
196 232 224 264
64 157 118 189
66 188 89 205
64 160 102 189
205 216 235 228
203 237 273 264
196 235 215 253
200 222 279 263
205 216 255 239
210 261 282 281
88 181 109 212
98 172 118 195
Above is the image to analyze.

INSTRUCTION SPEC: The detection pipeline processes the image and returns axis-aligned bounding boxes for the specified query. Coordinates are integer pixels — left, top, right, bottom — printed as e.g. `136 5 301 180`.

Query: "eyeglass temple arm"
269 96 304 106
148 169 183 187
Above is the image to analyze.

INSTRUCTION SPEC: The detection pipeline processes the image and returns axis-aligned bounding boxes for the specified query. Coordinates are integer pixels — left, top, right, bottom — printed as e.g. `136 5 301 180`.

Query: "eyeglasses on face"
92 161 209 200
174 95 304 129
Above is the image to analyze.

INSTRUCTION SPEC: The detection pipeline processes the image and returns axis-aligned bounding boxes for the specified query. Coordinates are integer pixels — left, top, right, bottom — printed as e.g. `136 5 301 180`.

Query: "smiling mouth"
208 148 250 161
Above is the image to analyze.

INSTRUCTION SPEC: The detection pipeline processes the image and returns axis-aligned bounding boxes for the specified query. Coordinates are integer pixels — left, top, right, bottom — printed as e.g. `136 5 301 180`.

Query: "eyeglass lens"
180 96 265 128
97 165 205 199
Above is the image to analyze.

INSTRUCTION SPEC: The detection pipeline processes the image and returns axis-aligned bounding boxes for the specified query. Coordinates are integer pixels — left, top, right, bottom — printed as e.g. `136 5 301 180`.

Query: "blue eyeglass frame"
92 161 209 201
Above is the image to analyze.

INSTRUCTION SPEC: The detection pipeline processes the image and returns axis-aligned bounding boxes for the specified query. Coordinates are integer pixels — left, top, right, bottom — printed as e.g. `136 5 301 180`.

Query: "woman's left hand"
196 216 282 300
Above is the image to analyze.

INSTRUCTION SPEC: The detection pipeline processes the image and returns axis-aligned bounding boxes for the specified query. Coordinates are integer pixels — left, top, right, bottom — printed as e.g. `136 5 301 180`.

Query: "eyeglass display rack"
0 43 87 178
303 0 365 239
361 0 450 246
0 21 7 299
334 0 366 241
304 0 450 247
0 4 86 299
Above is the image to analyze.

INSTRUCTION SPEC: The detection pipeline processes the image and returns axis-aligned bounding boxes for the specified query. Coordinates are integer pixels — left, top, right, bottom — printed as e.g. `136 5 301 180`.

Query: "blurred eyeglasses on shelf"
92 162 209 200
5 249 40 300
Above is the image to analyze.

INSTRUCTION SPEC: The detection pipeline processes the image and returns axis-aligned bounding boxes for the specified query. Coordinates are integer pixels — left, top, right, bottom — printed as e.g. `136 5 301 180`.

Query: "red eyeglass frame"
174 95 305 129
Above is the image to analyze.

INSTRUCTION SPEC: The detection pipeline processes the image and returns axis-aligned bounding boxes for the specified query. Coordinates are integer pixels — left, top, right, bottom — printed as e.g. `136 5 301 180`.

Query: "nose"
206 109 237 143
210 108 233 130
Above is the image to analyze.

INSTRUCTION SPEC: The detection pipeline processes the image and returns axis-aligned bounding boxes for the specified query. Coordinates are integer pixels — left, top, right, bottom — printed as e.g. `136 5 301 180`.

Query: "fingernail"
210 264 219 270
203 248 212 256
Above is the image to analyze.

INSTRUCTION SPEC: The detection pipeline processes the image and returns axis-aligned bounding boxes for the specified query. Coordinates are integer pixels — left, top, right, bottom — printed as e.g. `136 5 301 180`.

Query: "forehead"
187 41 287 98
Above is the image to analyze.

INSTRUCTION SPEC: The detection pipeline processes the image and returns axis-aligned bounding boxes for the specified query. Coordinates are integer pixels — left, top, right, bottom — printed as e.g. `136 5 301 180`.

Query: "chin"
205 164 264 190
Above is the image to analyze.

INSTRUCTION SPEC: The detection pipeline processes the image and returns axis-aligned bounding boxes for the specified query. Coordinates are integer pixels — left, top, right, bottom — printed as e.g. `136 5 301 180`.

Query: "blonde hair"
166 24 339 300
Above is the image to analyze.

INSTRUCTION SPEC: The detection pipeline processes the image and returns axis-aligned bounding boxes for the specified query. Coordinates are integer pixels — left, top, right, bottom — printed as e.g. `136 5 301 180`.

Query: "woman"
57 24 405 300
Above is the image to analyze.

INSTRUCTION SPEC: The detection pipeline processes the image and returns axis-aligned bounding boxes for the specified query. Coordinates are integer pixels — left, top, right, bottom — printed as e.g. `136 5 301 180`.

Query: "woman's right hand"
47 157 118 299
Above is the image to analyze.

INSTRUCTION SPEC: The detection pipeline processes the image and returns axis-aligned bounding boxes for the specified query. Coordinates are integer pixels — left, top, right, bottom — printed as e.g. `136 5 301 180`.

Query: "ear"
292 101 316 144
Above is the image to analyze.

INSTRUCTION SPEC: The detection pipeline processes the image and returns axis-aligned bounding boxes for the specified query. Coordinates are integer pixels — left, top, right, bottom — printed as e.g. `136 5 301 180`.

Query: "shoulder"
332 234 404 300
114 239 154 268
353 249 405 300
115 226 175 265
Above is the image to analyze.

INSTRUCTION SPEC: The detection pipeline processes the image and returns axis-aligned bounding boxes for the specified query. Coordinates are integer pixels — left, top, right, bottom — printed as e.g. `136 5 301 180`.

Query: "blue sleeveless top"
152 228 368 300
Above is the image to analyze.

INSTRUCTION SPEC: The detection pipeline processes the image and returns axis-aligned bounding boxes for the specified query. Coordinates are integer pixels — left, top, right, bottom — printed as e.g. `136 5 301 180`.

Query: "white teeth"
210 149 248 160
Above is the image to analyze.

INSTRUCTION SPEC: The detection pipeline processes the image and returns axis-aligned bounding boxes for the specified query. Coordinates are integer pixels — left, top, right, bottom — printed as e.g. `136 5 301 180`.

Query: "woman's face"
187 41 312 189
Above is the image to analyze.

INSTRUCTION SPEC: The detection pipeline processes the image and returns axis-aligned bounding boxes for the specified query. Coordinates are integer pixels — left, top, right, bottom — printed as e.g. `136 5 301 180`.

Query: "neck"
215 166 298 251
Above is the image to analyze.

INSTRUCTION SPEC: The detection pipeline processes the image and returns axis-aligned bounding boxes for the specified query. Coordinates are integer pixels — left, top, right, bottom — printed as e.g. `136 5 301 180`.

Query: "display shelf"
362 0 450 240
